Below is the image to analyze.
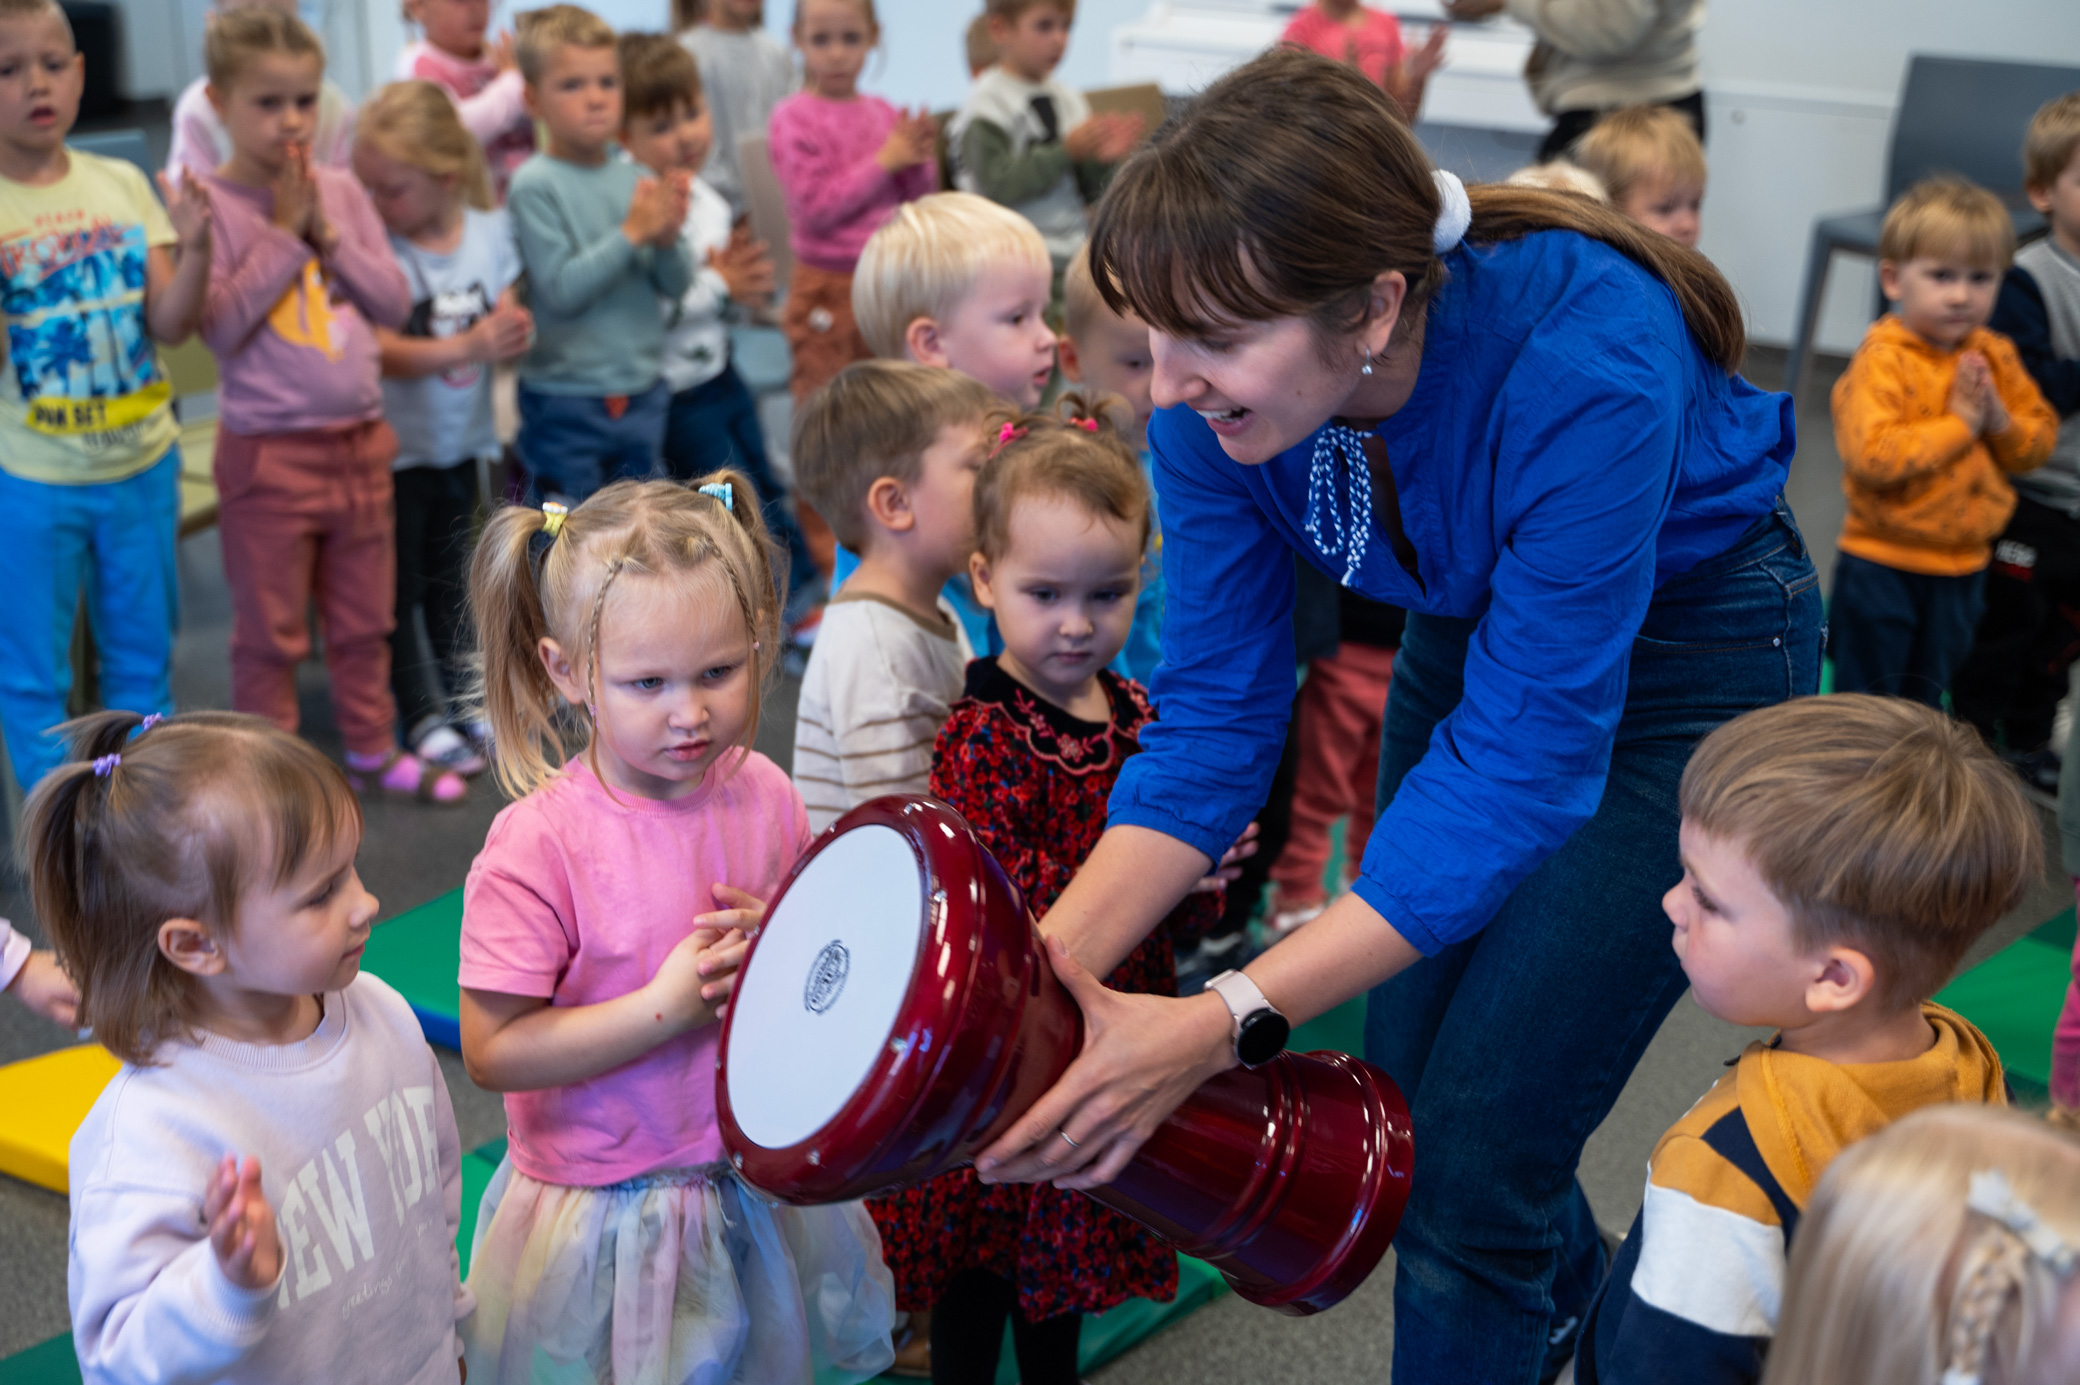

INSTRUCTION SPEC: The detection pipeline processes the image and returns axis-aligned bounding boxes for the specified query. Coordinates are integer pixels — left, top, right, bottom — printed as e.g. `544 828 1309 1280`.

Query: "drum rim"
718 795 984 1195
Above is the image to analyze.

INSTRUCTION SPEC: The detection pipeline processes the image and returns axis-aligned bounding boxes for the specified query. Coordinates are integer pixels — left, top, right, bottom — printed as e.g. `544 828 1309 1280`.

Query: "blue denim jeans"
0 448 181 790
516 379 668 502
663 365 816 604
1367 501 1823 1385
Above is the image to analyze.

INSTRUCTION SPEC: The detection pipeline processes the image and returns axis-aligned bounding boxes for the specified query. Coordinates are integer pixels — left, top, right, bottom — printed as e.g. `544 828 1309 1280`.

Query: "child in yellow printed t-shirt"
1828 177 2056 704
0 0 211 789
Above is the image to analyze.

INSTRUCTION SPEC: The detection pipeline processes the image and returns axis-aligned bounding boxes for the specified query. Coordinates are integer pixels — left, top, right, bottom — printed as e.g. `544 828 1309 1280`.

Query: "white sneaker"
414 723 489 778
1270 901 1328 936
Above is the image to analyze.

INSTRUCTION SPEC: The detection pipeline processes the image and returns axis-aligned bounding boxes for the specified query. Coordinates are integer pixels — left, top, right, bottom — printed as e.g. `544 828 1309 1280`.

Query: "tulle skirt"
462 1158 896 1385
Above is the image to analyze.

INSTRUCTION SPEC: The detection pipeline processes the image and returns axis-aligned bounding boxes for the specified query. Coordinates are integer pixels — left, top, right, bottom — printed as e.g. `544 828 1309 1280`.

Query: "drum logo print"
803 941 851 1014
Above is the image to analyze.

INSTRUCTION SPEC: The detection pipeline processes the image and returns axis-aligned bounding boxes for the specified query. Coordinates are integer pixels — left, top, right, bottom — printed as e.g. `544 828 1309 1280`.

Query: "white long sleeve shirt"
68 974 472 1385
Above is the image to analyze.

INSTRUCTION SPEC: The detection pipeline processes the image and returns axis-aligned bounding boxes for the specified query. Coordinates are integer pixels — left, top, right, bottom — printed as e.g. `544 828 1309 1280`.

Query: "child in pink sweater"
394 0 534 203
199 8 465 803
769 0 937 407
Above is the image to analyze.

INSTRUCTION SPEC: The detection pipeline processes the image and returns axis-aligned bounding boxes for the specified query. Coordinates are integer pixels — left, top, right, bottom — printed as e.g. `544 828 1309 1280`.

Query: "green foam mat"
1938 907 2075 1104
361 888 466 1050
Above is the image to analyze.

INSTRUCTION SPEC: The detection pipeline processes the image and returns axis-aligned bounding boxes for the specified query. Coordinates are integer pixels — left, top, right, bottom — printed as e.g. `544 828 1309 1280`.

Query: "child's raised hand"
468 300 534 363
203 1154 282 1291
876 110 937 172
1098 112 1144 162
271 143 317 237
1063 116 1110 161
707 234 775 306
490 30 517 74
1948 353 1991 435
623 176 677 247
5 950 79 1027
1408 24 1450 82
156 168 213 254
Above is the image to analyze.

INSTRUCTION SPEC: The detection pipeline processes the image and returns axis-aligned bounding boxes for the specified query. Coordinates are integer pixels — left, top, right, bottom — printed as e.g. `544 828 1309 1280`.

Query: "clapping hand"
624 173 687 248
271 141 318 239
876 108 939 173
1949 352 1994 435
708 226 775 306
489 30 517 74
1408 24 1449 82
156 168 213 256
465 289 533 364
1065 112 1141 163
204 1155 283 1291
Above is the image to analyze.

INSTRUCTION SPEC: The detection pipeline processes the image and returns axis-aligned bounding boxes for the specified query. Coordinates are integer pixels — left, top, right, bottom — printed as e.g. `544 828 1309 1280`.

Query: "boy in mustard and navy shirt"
1828 176 2057 705
1576 695 2040 1385
0 0 210 789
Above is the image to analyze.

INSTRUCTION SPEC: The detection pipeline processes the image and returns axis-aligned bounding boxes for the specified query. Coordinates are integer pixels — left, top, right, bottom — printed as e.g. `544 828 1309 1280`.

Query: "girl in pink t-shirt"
458 473 896 1383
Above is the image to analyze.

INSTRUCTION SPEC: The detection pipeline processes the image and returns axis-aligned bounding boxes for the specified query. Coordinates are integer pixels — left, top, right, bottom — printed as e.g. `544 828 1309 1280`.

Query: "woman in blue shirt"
973 49 1824 1384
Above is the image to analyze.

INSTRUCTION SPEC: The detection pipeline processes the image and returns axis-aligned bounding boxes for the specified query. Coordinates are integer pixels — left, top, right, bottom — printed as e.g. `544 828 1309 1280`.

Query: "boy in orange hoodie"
1829 176 2057 704
1575 695 2038 1385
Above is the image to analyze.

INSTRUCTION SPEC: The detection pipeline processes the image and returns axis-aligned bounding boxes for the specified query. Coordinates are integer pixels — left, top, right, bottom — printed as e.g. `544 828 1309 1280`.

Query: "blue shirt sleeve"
1107 415 1298 861
1351 298 1684 953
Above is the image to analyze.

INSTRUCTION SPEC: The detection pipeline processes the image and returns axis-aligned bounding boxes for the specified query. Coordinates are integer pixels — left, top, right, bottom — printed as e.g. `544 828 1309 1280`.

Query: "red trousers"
1269 641 1396 907
214 420 400 757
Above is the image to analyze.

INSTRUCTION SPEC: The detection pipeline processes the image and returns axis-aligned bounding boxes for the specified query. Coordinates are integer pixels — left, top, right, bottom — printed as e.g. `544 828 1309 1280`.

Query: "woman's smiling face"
1146 271 1414 467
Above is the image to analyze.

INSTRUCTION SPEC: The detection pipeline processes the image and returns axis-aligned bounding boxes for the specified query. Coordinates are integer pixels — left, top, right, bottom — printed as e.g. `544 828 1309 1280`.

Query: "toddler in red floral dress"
867 397 1225 1385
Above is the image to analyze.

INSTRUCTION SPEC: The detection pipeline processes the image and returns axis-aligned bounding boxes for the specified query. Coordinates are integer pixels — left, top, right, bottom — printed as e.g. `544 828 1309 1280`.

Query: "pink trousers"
214 420 400 757
1270 642 1396 907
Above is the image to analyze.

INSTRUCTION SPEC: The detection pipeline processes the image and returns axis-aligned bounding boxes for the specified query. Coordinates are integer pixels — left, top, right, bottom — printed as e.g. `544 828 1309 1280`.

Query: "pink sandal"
344 749 468 805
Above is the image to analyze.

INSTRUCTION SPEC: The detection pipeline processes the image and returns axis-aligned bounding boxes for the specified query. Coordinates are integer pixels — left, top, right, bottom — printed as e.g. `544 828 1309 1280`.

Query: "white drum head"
727 824 924 1150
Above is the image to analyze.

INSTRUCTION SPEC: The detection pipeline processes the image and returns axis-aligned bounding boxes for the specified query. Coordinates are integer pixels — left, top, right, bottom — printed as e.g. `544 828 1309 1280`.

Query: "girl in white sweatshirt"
27 710 472 1385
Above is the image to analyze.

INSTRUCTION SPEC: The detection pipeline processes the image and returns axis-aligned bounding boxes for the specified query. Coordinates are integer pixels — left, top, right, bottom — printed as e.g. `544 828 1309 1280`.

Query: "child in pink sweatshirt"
394 0 535 203
198 7 467 803
768 0 937 406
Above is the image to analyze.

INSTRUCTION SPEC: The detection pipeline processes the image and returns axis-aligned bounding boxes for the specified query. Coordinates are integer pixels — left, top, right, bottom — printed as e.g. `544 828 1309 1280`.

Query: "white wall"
1697 0 2080 351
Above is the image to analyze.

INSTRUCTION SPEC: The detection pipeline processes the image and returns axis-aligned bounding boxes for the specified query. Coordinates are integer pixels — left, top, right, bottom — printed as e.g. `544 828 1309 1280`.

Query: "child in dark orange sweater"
1828 177 2056 705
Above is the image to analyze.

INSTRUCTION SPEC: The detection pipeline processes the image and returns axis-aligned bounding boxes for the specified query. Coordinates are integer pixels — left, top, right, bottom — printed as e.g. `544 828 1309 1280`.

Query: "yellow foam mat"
0 1044 123 1193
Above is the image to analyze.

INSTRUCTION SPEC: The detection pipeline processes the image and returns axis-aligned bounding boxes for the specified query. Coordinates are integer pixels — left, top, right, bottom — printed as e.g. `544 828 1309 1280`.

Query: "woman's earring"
1361 345 1375 377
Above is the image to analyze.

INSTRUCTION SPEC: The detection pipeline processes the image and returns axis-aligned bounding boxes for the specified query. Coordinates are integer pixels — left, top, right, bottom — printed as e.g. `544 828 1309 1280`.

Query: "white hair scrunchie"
1432 169 1471 255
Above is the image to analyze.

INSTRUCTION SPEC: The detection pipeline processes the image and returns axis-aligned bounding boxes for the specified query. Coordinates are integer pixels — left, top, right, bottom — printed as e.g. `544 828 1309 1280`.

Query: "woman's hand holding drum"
975 936 1236 1188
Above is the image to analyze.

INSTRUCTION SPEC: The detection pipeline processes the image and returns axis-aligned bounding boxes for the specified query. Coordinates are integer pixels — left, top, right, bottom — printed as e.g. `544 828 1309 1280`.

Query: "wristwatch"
1204 970 1290 1069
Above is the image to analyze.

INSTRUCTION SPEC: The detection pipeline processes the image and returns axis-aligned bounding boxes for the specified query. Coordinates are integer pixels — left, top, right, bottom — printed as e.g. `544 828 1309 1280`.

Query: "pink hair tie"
1074 417 1098 433
989 422 1028 459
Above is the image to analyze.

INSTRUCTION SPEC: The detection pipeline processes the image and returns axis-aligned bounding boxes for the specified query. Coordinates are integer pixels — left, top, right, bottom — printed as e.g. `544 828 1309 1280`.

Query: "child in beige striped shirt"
790 361 997 832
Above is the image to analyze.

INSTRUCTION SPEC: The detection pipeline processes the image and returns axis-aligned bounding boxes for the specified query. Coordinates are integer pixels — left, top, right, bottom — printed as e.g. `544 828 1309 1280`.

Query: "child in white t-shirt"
354 82 530 777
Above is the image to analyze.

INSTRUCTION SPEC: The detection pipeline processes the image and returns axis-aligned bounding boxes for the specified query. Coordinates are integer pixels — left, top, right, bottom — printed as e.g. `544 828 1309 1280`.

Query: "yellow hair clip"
541 501 569 538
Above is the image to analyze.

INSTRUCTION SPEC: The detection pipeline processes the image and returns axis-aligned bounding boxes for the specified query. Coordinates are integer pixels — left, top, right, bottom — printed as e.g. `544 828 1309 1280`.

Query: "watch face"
1237 1010 1290 1068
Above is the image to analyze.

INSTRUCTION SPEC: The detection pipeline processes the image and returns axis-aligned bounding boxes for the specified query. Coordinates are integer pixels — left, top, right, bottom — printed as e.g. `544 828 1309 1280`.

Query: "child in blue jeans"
508 6 691 500
0 0 211 789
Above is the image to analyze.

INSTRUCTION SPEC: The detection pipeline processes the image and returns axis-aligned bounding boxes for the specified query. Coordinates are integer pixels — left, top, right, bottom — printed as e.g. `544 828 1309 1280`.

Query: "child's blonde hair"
1762 1105 2080 1385
356 80 494 211
793 0 878 34
1061 243 1134 345
1678 694 2039 1011
2023 90 2080 193
1879 176 2017 271
790 360 997 552
1503 161 1608 202
1568 105 1704 207
853 192 1053 358
515 3 615 85
965 12 997 73
469 476 781 798
973 393 1150 562
204 4 323 91
20 711 362 1066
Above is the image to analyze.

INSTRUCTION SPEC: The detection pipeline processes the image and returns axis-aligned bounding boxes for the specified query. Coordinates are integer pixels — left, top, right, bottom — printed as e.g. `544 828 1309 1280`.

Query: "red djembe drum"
716 795 1413 1315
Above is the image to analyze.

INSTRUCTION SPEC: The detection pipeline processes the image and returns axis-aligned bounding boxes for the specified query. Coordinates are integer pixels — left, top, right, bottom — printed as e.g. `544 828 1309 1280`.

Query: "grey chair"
1783 55 2080 400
